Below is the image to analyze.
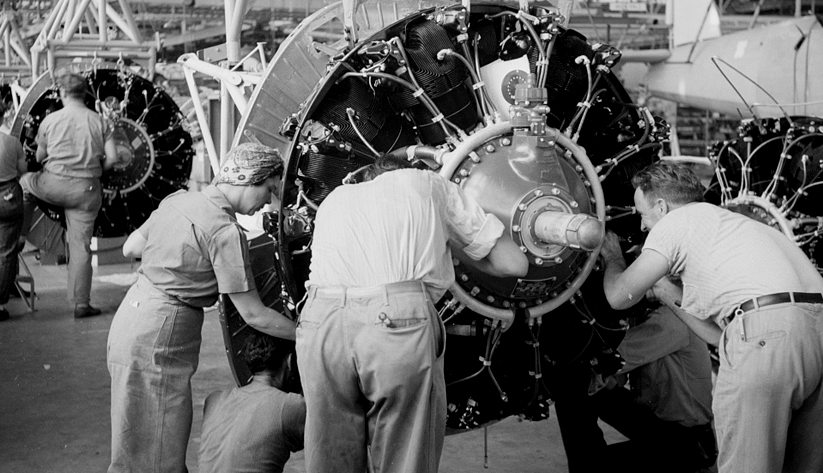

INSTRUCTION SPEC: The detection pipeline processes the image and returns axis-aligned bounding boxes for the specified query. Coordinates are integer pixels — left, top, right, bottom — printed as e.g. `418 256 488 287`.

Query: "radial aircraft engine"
11 64 194 239
705 115 823 274
220 0 668 431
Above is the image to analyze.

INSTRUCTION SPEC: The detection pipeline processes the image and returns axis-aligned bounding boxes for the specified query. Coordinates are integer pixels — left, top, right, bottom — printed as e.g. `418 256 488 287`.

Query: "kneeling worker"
199 330 305 473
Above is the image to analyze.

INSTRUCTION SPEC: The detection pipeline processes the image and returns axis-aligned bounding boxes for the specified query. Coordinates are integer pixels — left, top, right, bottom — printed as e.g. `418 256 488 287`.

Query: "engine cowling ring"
440 122 605 324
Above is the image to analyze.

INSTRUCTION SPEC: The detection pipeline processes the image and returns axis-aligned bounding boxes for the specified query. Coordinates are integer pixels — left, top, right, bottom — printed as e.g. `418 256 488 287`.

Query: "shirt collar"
202 185 235 217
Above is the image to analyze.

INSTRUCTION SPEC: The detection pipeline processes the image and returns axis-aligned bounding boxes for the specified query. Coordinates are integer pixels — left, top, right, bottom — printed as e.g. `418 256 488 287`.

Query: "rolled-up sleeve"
209 225 256 294
437 177 504 261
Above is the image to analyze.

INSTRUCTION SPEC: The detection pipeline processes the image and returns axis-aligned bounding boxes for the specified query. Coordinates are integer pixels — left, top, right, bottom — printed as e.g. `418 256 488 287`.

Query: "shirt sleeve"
642 214 686 276
136 209 157 239
617 306 689 374
209 225 255 294
434 175 504 261
281 394 306 453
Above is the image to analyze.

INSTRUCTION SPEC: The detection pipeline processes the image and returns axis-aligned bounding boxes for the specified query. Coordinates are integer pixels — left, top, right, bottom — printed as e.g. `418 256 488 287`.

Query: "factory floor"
0 253 628 473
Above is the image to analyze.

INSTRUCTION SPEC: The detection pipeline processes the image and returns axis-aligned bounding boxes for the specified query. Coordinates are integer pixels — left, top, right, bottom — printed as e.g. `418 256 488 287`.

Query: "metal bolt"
485 144 496 153
454 178 461 184
535 299 543 305
512 225 521 232
460 273 469 282
519 302 528 308
459 169 469 177
518 203 528 211
570 201 579 208
551 188 561 195
501 138 511 146
519 246 528 253
503 301 511 308
486 295 495 303
534 257 544 265
534 190 543 197
547 141 555 146
470 286 480 296
554 256 563 264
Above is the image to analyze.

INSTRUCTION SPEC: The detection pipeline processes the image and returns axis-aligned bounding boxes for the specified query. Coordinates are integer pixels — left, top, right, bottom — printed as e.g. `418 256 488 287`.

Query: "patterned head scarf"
214 143 284 186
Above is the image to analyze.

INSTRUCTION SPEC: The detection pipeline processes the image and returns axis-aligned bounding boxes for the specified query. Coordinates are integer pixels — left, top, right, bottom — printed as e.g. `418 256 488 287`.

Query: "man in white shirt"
296 155 529 473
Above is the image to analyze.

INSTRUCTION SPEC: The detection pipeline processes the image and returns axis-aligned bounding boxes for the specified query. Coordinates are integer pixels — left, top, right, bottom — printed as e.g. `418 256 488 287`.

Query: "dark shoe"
74 305 102 319
0 308 8 321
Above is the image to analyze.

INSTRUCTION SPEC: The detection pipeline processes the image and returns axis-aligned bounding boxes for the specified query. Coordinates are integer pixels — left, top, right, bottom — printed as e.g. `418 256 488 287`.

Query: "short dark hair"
238 330 293 374
631 161 704 207
361 154 413 182
58 74 88 99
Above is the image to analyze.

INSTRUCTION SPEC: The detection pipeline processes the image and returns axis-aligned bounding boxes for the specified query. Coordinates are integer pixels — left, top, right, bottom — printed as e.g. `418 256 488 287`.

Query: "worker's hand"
649 276 682 308
599 231 625 268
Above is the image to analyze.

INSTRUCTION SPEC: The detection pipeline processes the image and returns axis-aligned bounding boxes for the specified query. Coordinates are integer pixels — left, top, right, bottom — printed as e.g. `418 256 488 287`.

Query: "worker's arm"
649 277 722 347
601 231 669 310
102 136 119 171
15 143 27 175
122 230 147 258
453 233 529 279
227 290 296 340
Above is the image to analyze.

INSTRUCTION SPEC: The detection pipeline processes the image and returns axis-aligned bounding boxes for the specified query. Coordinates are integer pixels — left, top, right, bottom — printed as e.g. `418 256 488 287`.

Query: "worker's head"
57 74 88 100
631 161 704 232
215 142 284 215
238 330 298 391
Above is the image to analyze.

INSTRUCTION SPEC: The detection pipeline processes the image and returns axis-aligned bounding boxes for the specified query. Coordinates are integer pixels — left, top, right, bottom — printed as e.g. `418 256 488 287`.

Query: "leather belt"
724 292 823 326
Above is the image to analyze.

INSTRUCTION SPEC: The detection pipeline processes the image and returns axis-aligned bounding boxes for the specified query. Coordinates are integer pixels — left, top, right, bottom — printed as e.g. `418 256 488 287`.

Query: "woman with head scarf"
107 143 296 473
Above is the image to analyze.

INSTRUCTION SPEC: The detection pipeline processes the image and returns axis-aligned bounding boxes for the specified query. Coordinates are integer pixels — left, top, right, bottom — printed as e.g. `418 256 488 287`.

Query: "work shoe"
74 305 102 319
0 308 8 321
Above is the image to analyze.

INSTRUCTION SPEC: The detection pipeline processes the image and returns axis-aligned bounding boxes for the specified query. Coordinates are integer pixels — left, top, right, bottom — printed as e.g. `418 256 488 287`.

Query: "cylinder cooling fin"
11 64 194 239
225 1 666 429
706 116 823 273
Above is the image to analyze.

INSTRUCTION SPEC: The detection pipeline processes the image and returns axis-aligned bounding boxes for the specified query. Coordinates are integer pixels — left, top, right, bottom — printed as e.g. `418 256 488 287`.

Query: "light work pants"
714 302 823 473
20 171 101 305
296 281 447 473
107 276 204 473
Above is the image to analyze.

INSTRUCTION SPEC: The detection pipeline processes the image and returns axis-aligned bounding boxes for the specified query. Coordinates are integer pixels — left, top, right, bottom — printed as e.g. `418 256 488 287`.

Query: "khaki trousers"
714 302 823 473
20 171 101 305
296 281 446 473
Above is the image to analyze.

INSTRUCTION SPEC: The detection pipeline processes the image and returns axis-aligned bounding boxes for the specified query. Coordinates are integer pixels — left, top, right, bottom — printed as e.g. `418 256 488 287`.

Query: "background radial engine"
706 116 823 274
221 1 668 431
11 64 194 238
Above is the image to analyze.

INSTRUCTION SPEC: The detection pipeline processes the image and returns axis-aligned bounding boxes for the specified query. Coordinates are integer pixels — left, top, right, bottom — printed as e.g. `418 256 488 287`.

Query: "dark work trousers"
592 385 717 473
545 361 609 473
0 179 23 305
